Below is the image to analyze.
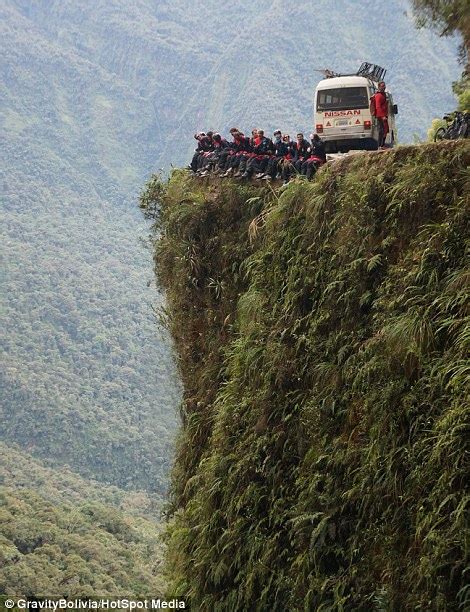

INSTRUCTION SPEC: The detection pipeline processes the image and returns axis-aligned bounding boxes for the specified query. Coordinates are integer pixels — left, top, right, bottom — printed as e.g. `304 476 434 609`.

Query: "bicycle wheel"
457 120 469 139
434 127 446 142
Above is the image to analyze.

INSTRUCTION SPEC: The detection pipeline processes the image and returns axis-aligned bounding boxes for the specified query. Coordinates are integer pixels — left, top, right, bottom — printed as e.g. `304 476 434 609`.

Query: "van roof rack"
356 62 386 82
316 63 387 82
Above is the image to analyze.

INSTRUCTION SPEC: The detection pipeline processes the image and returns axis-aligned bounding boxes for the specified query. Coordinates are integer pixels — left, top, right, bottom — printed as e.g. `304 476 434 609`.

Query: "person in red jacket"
370 81 389 148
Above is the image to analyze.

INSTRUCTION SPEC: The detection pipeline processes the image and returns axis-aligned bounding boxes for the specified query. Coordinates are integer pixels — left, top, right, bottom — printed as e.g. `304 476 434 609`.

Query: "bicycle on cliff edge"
434 111 469 141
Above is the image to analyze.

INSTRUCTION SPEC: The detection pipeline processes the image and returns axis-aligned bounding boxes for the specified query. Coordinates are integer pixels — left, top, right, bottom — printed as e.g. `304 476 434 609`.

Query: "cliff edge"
141 141 469 610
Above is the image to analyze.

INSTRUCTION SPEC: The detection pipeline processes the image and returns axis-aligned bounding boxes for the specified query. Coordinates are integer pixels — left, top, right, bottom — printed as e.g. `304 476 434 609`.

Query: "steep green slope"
142 141 469 610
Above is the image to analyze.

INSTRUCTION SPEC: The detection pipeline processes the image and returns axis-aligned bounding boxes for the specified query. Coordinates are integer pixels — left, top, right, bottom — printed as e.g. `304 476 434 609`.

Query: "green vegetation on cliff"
142 141 469 610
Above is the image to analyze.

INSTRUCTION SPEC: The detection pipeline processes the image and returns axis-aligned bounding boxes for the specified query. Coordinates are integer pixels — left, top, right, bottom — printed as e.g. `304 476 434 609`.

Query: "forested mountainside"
2 0 182 592
0 488 165 597
0 443 161 518
142 141 469 609
0 0 465 600
0 443 166 596
1 0 180 493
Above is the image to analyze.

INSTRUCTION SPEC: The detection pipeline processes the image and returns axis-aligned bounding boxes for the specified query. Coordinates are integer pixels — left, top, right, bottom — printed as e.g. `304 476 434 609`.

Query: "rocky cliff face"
143 141 469 610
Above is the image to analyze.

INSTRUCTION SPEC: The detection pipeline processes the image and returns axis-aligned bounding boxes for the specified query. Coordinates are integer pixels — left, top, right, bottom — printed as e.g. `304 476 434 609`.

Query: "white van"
314 75 398 152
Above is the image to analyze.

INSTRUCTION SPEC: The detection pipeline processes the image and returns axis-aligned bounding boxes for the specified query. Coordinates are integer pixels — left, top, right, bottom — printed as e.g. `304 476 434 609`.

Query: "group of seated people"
189 128 327 183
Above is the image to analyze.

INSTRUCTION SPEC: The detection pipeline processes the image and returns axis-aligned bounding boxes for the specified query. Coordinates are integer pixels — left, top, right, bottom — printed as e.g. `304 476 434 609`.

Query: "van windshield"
317 87 369 111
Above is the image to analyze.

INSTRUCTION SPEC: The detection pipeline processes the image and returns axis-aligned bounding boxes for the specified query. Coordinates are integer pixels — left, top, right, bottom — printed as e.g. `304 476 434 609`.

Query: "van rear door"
315 86 372 138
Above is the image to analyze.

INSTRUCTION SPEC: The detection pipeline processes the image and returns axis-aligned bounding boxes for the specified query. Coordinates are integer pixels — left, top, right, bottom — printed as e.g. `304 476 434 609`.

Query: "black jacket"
292 140 310 160
196 136 214 152
210 139 229 156
231 135 252 153
273 140 289 157
310 139 326 161
253 137 275 156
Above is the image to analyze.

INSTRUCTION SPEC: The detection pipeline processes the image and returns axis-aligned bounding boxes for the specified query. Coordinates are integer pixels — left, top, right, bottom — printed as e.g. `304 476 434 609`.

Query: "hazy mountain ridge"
1 3 157 201
1 0 179 494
